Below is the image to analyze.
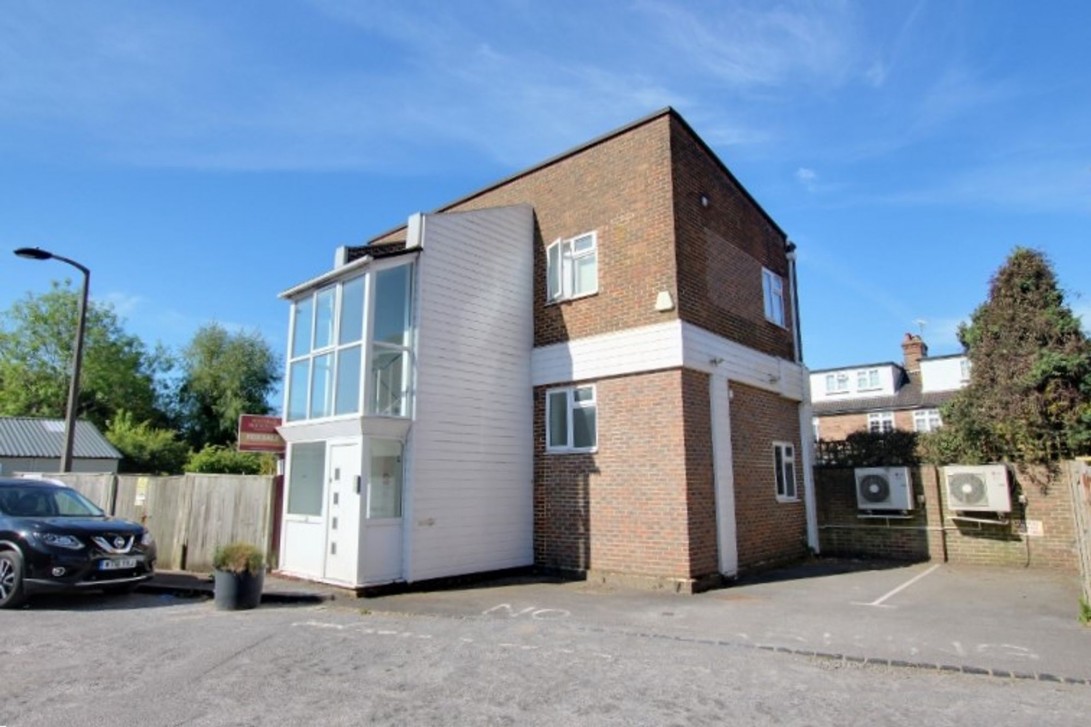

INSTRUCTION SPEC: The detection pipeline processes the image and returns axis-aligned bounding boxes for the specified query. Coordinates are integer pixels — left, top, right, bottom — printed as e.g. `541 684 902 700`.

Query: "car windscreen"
0 486 105 517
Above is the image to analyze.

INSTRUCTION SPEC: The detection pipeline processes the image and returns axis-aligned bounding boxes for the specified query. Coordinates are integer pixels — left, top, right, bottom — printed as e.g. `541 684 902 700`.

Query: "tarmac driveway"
360 559 1091 683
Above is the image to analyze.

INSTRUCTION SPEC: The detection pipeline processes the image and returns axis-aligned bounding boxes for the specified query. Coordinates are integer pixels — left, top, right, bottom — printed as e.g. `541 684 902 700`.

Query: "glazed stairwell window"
547 232 598 302
546 384 597 452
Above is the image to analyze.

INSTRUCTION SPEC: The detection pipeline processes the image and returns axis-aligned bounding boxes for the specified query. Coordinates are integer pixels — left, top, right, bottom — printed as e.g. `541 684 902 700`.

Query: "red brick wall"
729 382 808 569
815 465 1080 571
378 115 679 348
681 369 718 577
533 370 695 578
669 116 794 360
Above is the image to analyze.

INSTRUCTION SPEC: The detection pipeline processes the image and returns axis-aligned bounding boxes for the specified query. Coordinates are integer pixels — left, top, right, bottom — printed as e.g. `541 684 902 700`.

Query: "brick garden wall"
816 464 1080 572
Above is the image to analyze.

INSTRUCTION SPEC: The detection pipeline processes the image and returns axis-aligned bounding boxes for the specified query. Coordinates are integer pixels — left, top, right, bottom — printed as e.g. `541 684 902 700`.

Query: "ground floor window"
367 439 403 519
868 411 895 433
773 441 797 501
913 409 943 432
287 441 325 516
546 384 597 452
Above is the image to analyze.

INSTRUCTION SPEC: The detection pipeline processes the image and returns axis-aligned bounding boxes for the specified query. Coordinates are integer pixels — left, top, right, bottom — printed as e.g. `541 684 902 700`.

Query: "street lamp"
13 247 90 473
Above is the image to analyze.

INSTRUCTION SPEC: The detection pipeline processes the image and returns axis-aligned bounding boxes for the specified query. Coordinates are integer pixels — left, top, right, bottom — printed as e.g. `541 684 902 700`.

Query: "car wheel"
0 550 26 609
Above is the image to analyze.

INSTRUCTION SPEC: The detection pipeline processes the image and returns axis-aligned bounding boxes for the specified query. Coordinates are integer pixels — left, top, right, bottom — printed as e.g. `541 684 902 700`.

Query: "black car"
0 477 156 608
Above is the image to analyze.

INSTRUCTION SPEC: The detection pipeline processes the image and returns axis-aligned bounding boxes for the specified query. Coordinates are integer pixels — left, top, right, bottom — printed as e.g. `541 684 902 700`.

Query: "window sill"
545 447 598 455
546 290 599 307
776 496 800 504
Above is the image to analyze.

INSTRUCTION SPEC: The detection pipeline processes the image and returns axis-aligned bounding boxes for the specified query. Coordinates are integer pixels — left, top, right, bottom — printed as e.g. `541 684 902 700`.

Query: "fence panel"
1070 460 1091 605
44 473 116 512
182 474 275 572
116 475 191 570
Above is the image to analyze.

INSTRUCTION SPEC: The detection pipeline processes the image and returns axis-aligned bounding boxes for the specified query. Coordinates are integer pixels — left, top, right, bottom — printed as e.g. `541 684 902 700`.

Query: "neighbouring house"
275 108 815 593
810 333 970 442
0 416 121 475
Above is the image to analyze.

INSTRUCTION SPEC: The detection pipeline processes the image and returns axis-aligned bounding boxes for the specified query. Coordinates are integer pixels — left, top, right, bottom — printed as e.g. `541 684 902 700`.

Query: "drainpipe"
786 241 802 365
787 240 819 553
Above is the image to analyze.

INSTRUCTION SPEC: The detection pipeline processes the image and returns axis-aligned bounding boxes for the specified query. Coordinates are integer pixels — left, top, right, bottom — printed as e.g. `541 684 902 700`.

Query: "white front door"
324 442 362 584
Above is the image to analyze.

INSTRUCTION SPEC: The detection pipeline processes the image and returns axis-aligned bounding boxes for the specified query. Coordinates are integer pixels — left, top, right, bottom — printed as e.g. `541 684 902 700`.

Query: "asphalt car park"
2 560 1089 726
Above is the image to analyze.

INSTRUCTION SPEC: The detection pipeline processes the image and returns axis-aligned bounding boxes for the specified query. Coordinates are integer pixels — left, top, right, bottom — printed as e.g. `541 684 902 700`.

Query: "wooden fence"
1070 459 1091 606
41 472 280 573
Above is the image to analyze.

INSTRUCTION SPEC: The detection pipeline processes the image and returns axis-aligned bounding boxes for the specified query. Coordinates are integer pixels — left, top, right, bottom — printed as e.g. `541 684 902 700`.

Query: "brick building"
810 333 969 442
275 108 814 593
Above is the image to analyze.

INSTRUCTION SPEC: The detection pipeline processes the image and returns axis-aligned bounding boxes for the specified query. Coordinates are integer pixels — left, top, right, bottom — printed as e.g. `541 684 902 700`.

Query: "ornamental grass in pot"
212 542 265 611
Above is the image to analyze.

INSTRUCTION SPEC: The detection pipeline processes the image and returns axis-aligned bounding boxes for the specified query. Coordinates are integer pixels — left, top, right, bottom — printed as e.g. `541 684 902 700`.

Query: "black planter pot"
213 569 264 610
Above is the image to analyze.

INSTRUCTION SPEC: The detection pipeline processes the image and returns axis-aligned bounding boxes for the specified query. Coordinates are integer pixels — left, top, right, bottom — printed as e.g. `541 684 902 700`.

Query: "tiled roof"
812 379 959 416
0 417 121 460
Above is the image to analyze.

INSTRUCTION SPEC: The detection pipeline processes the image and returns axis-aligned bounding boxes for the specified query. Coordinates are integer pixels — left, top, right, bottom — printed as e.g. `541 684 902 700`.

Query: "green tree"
185 444 275 475
105 409 191 474
0 281 171 431
920 247 1091 464
175 323 280 449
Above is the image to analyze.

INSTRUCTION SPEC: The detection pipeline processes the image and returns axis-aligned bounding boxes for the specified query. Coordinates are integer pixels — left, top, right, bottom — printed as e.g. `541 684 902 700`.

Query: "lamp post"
13 247 90 473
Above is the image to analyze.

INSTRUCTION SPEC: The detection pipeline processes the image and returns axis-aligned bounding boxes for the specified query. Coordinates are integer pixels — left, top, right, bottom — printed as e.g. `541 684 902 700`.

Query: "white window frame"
545 384 597 453
773 441 797 502
762 267 786 327
913 408 943 433
546 231 598 303
825 372 850 394
856 368 880 391
959 358 971 383
868 411 895 433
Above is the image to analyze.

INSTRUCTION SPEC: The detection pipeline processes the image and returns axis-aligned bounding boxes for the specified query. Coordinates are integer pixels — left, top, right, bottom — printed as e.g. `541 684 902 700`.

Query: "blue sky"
1 1 1088 391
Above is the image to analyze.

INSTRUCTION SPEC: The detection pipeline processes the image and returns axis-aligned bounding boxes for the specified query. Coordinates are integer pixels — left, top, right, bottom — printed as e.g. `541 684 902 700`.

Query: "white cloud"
795 167 818 191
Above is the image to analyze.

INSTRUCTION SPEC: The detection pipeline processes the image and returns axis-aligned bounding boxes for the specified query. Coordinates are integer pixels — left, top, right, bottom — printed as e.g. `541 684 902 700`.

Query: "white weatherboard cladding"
406 206 535 582
531 320 804 402
921 356 969 393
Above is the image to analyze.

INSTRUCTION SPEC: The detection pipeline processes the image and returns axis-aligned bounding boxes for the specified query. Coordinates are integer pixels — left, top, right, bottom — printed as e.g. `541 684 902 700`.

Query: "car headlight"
35 532 84 550
141 531 155 547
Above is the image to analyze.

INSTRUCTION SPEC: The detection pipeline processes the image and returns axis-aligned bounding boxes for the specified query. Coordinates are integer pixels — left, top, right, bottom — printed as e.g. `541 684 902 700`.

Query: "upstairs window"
959 358 972 382
773 442 797 501
857 368 880 391
546 384 597 452
762 268 786 327
868 411 895 433
547 232 598 302
825 372 850 394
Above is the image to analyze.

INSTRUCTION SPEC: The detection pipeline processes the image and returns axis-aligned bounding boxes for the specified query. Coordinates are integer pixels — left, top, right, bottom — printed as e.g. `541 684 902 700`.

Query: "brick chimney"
901 333 928 374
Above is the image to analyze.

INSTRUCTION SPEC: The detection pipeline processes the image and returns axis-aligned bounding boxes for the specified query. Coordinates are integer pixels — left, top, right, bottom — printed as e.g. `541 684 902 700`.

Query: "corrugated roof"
0 417 121 460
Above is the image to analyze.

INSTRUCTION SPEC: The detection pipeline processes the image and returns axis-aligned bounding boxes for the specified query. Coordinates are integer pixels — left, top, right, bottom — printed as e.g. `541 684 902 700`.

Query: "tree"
185 444 275 475
175 323 280 450
921 247 1091 464
106 409 191 475
0 281 172 431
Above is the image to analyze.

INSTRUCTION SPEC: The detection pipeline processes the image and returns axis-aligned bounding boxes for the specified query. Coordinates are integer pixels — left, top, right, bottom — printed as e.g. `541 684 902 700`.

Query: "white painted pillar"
798 372 820 553
710 372 739 576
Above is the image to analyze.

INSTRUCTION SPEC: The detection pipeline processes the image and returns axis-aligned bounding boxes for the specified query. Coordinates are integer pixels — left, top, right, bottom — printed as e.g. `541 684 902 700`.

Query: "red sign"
238 415 286 454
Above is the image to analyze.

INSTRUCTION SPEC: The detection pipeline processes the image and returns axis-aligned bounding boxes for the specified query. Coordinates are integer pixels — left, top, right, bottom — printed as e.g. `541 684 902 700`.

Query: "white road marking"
853 564 941 608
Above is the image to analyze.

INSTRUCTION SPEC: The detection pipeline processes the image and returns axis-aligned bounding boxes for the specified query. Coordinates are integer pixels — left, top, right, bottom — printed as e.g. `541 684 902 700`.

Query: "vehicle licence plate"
99 558 138 570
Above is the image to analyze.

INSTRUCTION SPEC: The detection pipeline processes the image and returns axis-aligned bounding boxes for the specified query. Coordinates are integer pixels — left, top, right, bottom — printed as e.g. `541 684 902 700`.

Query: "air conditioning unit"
854 467 914 511
943 464 1011 513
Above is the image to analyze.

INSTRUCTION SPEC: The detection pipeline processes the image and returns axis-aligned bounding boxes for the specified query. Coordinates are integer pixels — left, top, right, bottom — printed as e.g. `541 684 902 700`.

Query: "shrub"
212 542 264 574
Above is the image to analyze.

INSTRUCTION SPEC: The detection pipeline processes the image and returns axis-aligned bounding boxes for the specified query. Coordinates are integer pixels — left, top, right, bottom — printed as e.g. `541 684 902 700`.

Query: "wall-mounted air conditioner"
854 467 913 511
943 464 1011 513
